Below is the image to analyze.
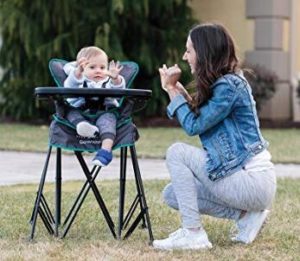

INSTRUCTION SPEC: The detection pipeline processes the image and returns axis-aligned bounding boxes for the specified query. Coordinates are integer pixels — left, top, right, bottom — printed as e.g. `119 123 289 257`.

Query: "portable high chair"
30 59 154 243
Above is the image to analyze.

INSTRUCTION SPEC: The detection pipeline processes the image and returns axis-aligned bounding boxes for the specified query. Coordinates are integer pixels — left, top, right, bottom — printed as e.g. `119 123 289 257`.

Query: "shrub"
0 0 196 120
242 63 278 111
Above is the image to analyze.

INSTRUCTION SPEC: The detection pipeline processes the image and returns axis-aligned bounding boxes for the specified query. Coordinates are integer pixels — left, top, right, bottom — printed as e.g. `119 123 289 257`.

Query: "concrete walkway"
0 150 299 186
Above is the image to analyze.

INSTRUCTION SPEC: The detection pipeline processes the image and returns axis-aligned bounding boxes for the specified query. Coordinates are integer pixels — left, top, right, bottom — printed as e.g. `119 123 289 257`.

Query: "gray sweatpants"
163 143 277 229
66 109 116 141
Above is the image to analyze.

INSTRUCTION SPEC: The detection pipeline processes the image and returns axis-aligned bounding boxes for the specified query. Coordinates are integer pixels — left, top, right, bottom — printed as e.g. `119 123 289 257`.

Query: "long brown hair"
188 23 240 109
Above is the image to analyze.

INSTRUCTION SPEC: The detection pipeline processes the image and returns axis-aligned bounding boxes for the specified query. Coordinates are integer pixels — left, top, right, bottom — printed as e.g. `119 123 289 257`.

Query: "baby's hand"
73 57 88 79
76 57 88 72
106 60 123 79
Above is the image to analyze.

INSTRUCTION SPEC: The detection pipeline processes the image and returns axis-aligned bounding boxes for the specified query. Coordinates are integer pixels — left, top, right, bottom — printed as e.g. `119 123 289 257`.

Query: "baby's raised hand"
76 57 88 72
73 57 89 79
107 60 123 80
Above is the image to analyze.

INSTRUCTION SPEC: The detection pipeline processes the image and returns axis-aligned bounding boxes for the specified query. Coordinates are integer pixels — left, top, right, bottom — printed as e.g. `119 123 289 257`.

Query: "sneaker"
231 210 269 244
153 228 212 250
76 121 99 138
92 149 113 167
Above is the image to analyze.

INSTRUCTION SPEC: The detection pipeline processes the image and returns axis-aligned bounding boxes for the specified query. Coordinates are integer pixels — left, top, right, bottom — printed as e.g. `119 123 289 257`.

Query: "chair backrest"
48 58 139 88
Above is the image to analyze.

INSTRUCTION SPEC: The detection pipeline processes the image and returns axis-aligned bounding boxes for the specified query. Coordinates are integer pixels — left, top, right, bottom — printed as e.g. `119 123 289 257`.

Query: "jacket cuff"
167 94 187 118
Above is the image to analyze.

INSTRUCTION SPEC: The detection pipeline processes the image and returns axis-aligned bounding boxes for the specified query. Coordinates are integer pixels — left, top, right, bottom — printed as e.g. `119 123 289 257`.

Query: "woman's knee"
166 142 187 163
163 183 179 210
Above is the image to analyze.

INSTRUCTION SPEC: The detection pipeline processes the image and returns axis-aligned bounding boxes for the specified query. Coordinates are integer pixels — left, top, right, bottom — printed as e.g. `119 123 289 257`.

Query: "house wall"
291 0 300 121
188 0 254 61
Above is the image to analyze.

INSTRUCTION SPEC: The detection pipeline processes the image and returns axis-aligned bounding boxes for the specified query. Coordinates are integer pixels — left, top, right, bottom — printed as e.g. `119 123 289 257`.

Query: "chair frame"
30 145 153 241
29 60 154 243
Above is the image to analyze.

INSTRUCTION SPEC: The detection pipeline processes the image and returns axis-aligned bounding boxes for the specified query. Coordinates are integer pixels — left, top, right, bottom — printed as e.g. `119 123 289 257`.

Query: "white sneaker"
231 210 269 244
76 122 99 138
153 228 212 250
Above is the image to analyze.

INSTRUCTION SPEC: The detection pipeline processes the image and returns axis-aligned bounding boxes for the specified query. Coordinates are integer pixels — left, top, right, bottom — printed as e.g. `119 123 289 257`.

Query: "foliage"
242 63 278 111
0 0 195 120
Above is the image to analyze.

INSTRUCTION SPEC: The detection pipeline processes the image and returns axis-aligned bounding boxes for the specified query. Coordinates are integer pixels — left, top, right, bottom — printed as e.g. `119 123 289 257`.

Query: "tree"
0 0 195 120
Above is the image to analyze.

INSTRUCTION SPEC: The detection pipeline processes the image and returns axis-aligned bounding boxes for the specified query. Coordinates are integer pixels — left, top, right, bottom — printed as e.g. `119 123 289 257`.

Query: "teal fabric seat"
48 58 141 152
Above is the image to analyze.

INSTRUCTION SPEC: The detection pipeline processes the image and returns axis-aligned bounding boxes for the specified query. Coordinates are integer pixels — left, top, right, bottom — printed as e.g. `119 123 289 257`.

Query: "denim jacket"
167 73 268 181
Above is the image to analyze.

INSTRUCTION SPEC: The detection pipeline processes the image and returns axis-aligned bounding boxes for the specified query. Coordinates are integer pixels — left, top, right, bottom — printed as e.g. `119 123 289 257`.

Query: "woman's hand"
158 64 182 92
158 64 192 101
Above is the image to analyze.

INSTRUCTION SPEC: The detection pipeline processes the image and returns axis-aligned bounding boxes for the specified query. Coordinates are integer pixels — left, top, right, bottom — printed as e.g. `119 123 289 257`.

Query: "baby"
63 46 125 166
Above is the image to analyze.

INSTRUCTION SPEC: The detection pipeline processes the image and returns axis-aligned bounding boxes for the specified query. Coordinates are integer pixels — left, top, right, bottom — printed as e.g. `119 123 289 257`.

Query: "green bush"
0 0 196 120
243 63 278 111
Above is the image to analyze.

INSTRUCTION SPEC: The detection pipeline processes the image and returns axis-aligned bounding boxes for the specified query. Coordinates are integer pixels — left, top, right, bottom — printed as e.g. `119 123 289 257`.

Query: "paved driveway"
0 150 299 186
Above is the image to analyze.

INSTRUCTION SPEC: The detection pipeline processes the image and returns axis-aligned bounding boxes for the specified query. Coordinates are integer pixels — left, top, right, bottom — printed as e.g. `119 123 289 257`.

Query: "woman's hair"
188 23 240 109
77 46 108 61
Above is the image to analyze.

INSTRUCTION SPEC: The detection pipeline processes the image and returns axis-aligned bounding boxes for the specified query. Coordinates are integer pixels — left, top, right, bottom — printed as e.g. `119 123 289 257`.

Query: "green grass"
0 179 299 260
0 123 299 259
0 123 299 163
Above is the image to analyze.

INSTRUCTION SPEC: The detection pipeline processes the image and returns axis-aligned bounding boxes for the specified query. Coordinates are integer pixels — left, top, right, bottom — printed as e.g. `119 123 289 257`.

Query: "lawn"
0 123 300 163
0 123 299 260
0 179 299 260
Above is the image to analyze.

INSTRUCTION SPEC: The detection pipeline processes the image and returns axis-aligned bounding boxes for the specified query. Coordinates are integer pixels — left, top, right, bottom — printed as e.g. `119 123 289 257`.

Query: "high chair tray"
35 87 152 99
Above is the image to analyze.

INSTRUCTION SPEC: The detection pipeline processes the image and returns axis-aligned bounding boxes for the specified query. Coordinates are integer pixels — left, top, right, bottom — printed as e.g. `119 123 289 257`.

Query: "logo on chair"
76 135 102 145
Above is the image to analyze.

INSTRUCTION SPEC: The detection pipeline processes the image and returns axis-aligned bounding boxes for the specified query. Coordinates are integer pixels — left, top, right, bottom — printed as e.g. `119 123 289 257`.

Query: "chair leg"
118 147 127 239
123 145 154 243
30 145 152 242
61 165 100 238
55 148 62 237
30 146 54 240
75 151 117 238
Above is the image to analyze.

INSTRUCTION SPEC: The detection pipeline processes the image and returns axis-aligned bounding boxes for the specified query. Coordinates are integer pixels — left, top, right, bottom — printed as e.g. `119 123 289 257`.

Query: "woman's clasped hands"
158 64 182 92
158 64 192 102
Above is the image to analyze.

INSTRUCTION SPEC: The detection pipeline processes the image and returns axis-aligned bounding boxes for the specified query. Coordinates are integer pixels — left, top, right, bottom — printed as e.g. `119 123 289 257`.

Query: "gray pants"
66 109 116 140
163 143 277 229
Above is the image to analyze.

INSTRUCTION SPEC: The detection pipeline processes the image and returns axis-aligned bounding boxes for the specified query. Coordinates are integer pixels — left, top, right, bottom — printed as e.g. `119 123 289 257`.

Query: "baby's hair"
77 46 108 61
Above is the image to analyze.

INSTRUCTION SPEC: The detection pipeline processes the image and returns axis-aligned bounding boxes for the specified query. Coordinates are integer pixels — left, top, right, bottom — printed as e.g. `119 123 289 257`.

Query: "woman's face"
182 36 197 74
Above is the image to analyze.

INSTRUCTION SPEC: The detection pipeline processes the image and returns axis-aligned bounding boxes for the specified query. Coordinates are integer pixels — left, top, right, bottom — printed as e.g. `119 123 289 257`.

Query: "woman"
153 23 276 250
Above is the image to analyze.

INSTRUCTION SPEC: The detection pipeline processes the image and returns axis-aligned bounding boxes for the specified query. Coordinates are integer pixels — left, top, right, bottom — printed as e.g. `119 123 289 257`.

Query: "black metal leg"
75 152 116 238
55 148 62 237
122 196 139 229
30 146 52 240
62 165 98 227
118 147 127 239
129 145 154 243
61 165 100 238
30 145 153 242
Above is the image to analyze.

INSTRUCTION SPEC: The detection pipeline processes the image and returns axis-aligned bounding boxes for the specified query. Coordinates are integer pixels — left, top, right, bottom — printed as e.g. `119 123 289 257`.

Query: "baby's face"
83 54 108 82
